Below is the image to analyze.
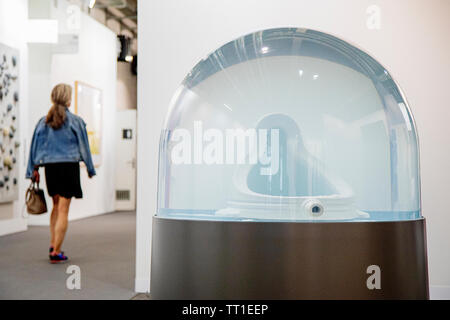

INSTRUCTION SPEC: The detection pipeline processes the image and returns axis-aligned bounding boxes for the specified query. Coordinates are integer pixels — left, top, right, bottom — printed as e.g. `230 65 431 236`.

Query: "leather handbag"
26 181 48 215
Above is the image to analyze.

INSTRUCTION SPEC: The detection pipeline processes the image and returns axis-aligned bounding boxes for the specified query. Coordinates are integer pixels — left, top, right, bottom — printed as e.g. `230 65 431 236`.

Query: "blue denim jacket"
26 110 96 178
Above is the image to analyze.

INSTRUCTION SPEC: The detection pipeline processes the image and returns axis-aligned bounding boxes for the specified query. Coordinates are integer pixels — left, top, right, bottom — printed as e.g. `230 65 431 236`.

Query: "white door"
115 110 137 211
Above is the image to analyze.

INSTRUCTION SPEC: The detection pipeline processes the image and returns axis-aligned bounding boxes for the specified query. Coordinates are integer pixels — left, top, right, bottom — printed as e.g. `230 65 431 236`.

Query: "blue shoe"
50 252 68 264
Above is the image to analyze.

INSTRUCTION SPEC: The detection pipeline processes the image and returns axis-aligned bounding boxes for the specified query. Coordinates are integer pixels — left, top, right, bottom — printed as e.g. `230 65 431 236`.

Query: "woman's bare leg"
50 195 60 249
53 197 72 254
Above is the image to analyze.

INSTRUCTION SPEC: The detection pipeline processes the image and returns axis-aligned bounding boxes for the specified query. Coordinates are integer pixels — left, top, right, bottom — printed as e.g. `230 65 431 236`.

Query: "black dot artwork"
0 44 20 201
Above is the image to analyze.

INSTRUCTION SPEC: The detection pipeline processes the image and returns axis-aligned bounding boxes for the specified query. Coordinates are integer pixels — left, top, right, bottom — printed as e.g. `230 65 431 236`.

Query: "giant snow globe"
151 28 428 300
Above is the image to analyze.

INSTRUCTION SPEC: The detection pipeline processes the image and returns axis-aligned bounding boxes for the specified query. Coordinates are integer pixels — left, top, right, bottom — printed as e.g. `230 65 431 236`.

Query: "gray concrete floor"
131 293 151 300
0 211 136 300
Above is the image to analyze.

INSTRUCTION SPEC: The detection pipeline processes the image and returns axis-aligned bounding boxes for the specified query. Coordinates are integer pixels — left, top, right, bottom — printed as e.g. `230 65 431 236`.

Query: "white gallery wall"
27 0 117 225
137 0 450 298
0 0 28 236
117 62 137 110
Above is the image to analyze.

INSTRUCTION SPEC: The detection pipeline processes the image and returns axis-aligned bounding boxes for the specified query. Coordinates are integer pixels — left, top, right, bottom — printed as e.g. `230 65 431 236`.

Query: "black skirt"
44 162 83 199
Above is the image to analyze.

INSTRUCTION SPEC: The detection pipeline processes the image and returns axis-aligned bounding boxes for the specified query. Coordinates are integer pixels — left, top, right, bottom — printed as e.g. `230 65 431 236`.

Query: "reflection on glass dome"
157 28 420 222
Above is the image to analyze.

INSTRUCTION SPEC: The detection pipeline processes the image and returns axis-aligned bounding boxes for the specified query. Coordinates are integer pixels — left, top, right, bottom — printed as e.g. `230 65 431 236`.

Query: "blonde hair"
46 84 72 129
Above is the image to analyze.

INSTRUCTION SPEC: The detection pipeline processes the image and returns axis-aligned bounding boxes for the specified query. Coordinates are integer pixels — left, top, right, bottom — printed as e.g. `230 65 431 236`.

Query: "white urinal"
217 113 369 221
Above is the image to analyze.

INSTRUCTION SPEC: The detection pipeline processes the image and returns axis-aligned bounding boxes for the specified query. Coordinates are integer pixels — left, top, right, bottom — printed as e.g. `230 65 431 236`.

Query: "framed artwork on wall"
0 42 20 203
74 81 102 167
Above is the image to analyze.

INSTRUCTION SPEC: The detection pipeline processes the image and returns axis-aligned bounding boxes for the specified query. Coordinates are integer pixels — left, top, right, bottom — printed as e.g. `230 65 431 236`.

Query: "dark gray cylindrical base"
151 217 428 299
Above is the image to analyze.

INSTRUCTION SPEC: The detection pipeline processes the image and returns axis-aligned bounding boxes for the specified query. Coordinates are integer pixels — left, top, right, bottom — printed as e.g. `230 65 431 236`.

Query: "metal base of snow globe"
150 216 428 299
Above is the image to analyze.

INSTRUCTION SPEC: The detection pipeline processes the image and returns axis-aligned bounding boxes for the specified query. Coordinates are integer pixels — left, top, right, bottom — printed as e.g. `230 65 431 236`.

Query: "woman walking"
26 83 96 264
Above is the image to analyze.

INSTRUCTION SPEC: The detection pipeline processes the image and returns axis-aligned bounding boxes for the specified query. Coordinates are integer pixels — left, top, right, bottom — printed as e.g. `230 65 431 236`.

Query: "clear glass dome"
157 28 421 222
